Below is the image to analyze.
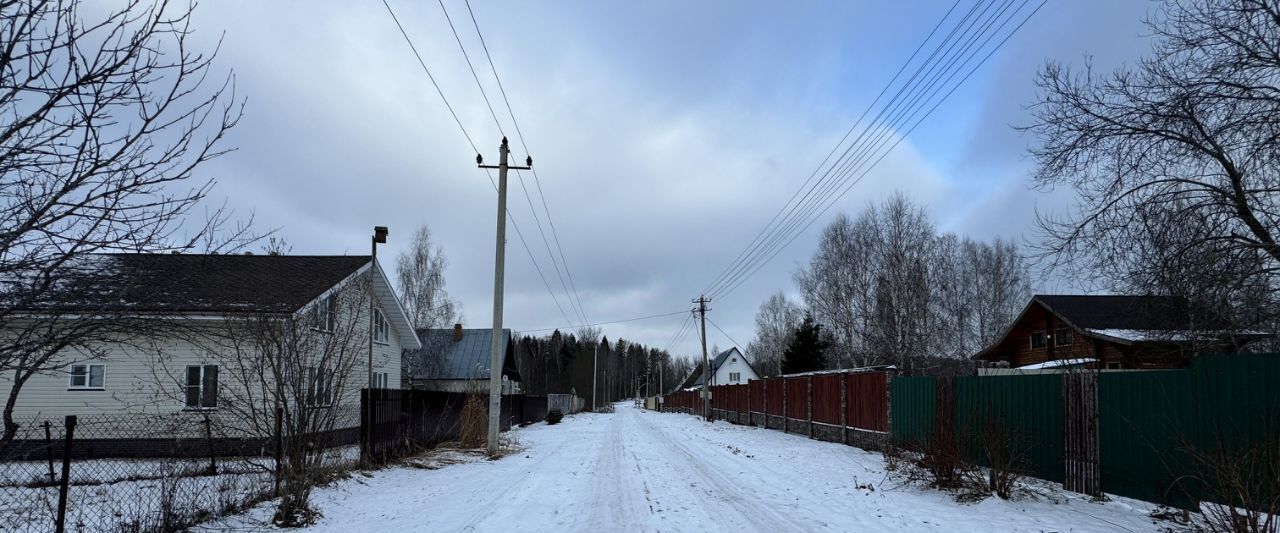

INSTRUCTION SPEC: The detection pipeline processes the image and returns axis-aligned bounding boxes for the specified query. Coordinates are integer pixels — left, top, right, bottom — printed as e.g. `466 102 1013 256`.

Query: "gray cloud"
183 1 1156 361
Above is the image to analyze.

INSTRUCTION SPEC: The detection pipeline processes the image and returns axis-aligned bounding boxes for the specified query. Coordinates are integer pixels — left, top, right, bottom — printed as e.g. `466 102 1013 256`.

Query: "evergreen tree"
782 313 828 374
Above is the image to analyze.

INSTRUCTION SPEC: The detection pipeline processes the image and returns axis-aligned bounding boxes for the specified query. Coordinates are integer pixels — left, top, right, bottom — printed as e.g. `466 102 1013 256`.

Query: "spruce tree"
782 313 828 374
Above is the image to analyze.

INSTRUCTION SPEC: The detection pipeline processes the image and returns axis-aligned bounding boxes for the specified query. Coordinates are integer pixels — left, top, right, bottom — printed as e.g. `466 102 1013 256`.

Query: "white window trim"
307 366 335 408
313 295 336 333
68 364 106 391
373 308 390 345
184 364 219 410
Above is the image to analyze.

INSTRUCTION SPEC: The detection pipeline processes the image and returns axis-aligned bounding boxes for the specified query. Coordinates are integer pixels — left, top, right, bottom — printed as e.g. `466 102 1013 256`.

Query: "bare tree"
157 277 375 526
795 193 1031 370
746 291 802 376
395 225 458 331
0 0 249 448
1025 0 1280 338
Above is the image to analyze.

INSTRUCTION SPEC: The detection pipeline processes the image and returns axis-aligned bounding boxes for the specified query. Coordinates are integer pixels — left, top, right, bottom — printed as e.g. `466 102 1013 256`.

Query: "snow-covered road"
254 403 1162 532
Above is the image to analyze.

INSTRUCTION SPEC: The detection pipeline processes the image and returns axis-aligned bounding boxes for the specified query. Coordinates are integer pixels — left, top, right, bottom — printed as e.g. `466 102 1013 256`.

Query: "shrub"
546 409 564 425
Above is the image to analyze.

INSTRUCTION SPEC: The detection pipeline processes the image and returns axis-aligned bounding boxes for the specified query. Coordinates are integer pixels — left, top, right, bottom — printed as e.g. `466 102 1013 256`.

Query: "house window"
729 372 740 382
1107 361 1122 370
373 371 389 389
307 367 334 407
185 365 219 409
373 308 390 344
1054 328 1073 346
313 295 336 332
1030 331 1047 349
68 364 105 390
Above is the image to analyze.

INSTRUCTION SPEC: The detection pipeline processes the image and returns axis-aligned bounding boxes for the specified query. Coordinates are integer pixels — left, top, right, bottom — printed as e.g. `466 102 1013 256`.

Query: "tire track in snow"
630 408 806 532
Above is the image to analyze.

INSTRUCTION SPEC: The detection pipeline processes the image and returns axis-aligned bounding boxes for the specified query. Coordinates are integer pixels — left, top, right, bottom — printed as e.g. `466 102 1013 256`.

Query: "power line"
704 0 991 298
461 0 593 326
709 0 1015 299
519 309 691 334
438 0 591 326
711 0 1048 301
703 0 1045 301
706 316 746 355
381 0 576 327
699 0 964 299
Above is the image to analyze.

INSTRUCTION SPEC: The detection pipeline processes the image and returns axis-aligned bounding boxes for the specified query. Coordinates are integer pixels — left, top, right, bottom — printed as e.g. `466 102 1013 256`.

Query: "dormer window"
1030 331 1047 349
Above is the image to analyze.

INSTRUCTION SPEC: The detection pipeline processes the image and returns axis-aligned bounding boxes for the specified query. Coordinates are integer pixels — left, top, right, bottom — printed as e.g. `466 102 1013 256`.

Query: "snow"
213 403 1165 532
1018 358 1097 370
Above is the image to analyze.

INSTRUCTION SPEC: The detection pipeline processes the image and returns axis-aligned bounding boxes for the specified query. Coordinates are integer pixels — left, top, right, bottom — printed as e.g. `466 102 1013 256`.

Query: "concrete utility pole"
694 295 711 422
477 137 532 456
592 341 599 411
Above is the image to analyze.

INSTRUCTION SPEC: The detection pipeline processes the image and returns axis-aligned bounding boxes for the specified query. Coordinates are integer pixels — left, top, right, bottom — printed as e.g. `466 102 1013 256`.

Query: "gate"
1062 372 1101 496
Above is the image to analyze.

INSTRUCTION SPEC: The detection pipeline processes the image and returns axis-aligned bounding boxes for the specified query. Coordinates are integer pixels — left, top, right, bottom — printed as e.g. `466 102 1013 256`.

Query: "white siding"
710 350 759 386
0 271 405 431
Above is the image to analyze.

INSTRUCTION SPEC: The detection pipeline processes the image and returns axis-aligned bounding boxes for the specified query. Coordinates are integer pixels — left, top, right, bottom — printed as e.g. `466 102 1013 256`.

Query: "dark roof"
1034 295 1200 330
405 328 518 381
11 254 370 314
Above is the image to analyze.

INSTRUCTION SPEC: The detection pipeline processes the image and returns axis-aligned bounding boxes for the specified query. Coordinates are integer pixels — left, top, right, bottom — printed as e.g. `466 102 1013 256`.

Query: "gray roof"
406 328 515 381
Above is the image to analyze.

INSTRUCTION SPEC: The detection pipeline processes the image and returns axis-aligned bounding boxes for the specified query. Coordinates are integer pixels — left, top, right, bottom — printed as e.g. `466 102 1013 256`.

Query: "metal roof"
406 328 514 381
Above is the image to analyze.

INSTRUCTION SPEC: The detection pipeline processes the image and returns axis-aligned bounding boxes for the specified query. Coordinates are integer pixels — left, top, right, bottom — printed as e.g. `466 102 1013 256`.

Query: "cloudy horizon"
184 0 1156 361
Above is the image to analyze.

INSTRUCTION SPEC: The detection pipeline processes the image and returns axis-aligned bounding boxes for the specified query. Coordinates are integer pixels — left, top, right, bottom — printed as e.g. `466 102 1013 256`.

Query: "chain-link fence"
1 411 360 532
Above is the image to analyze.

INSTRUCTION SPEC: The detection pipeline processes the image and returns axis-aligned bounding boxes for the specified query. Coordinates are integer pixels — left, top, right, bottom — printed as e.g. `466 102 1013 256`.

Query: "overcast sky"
187 0 1156 361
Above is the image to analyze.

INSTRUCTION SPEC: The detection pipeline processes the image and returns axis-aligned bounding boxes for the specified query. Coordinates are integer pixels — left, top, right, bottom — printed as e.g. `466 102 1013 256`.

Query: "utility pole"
477 137 532 456
592 341 598 411
694 295 711 422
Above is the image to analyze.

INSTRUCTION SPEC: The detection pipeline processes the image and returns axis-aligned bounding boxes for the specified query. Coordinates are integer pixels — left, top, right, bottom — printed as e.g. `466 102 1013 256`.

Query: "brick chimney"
452 323 463 342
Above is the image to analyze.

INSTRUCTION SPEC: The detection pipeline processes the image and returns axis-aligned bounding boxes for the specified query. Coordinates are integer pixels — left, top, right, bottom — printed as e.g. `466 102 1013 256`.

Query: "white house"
678 347 759 390
0 253 420 434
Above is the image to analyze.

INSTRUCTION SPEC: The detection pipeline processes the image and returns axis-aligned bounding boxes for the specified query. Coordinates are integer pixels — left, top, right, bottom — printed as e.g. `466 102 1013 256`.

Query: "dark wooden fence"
361 389 548 464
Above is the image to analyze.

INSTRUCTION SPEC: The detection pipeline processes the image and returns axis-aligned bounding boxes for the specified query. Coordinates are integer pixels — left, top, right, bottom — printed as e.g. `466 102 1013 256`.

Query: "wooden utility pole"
477 137 531 456
694 295 711 421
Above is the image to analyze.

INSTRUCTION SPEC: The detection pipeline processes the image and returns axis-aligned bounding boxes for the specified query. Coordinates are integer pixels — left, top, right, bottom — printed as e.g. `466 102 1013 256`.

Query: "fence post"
203 416 217 474
55 415 76 533
807 376 814 439
839 374 848 445
274 406 283 496
43 420 55 484
783 378 789 434
762 379 768 428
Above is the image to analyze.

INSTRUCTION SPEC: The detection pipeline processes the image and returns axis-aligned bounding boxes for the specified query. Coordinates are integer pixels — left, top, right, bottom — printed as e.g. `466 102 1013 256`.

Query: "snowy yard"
219 403 1165 532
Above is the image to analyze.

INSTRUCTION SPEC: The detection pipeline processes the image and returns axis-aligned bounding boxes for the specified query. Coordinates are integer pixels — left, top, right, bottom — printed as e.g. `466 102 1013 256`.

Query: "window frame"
68 363 106 390
313 295 336 333
306 366 335 408
184 364 219 410
373 371 389 389
1030 331 1047 349
1054 327 1073 347
373 307 390 344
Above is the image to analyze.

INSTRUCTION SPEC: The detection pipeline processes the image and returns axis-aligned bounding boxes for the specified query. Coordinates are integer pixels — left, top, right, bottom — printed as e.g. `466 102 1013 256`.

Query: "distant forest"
512 329 696 407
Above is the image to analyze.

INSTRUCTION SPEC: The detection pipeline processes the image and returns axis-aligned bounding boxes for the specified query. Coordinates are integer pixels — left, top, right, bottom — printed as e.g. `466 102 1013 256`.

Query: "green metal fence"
1098 354 1280 509
890 354 1279 510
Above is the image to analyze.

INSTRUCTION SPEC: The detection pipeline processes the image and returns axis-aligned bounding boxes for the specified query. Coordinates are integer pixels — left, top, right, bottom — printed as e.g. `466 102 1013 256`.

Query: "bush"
546 409 564 425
